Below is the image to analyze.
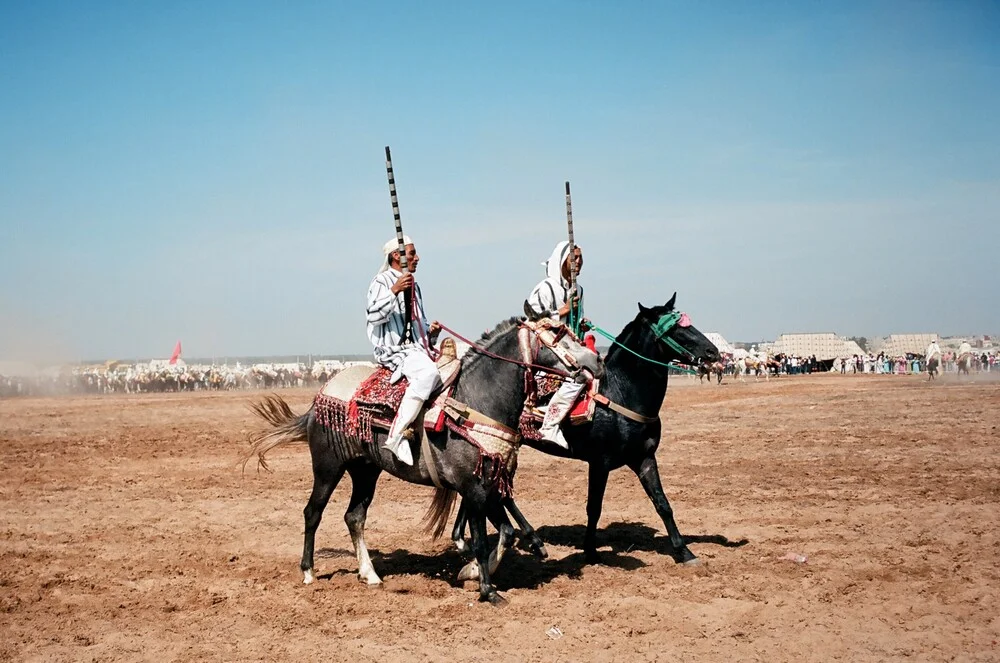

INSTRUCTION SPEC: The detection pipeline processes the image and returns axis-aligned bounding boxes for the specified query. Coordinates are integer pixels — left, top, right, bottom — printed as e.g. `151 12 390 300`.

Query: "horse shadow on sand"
315 522 747 591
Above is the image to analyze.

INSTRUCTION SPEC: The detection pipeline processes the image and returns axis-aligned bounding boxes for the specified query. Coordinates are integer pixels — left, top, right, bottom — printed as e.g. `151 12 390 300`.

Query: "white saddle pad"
320 364 379 401
319 340 473 403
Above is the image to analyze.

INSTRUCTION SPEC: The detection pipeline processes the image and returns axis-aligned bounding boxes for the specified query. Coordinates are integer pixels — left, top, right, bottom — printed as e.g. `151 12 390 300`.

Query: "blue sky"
1 1 998 361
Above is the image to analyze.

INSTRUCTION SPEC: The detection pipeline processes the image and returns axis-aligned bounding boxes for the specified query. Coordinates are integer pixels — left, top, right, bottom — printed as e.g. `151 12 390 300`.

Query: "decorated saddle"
314 338 465 441
311 337 522 496
517 335 601 440
517 371 597 441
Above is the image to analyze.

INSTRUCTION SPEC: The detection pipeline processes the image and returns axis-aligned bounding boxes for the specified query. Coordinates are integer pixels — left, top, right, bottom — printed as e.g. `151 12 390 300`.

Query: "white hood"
543 240 571 284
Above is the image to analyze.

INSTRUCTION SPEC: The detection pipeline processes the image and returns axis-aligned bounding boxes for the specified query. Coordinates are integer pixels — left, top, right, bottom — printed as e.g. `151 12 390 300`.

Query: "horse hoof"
303 569 315 584
584 551 602 565
532 544 549 560
453 538 467 552
681 557 702 567
360 572 383 586
481 591 508 606
457 561 480 582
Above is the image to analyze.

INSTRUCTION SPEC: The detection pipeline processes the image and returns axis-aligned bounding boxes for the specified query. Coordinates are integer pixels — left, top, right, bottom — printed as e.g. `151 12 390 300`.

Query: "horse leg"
344 462 383 585
458 496 516 582
504 495 547 558
468 503 504 604
301 455 346 584
629 452 698 564
451 500 469 552
583 464 609 564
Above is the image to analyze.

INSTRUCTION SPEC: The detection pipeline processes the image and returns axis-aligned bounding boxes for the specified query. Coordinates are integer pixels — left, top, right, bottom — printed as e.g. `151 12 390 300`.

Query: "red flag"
169 341 182 365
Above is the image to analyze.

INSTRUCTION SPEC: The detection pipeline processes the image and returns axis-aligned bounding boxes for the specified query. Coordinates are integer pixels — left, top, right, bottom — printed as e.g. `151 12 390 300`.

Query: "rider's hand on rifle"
557 295 580 318
428 320 441 341
391 273 414 295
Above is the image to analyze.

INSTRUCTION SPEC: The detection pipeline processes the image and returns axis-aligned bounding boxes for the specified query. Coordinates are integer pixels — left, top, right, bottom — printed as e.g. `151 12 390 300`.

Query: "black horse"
243 317 603 604
453 295 720 567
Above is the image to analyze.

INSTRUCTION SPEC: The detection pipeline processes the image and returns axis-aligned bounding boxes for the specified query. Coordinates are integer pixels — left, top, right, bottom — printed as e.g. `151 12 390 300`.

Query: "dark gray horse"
243 317 603 604
453 295 721 568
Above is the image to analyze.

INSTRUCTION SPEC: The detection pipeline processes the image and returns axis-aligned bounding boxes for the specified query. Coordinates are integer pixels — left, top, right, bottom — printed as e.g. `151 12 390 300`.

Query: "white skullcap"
378 235 413 273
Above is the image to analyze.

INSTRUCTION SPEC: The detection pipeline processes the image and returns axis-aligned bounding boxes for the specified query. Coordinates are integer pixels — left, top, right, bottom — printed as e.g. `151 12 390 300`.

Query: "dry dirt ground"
2 374 999 662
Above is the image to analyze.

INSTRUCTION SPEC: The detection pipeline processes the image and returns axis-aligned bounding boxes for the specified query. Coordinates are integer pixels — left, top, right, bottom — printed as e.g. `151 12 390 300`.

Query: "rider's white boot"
538 381 584 449
383 394 424 466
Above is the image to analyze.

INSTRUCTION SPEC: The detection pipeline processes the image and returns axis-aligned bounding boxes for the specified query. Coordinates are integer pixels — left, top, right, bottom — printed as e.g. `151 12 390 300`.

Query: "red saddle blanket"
353 367 407 413
313 368 406 445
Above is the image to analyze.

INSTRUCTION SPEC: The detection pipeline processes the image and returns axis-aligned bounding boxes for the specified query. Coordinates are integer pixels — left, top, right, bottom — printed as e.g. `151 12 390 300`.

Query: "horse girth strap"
419 426 444 489
592 393 659 425
443 398 521 444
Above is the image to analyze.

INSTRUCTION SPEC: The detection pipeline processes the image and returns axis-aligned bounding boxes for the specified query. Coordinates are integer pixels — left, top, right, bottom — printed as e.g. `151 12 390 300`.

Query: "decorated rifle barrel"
384 145 413 341
564 181 580 334
384 146 409 274
565 181 576 290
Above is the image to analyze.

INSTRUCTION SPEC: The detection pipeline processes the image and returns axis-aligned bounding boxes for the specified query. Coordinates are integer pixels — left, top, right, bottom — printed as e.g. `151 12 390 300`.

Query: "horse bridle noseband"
647 310 695 362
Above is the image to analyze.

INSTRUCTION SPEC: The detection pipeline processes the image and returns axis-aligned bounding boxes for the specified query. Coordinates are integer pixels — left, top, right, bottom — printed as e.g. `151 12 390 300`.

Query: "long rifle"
564 181 580 335
385 145 413 342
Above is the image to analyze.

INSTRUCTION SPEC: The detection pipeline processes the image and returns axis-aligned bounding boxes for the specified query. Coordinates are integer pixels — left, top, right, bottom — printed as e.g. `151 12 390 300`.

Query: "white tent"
770 333 858 361
842 340 866 357
704 332 734 356
874 334 939 357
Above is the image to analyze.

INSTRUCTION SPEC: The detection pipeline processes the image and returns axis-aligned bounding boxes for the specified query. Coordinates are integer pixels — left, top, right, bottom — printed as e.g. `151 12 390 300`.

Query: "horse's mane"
460 316 524 370
606 309 656 361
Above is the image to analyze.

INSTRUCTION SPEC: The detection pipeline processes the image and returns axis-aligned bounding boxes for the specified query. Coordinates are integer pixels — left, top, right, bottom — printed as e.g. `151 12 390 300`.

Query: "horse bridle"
647 310 696 362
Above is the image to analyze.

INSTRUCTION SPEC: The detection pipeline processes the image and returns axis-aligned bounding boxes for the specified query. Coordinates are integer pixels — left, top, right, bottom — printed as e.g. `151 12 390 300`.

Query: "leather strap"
443 398 521 443
593 393 659 424
420 426 444 489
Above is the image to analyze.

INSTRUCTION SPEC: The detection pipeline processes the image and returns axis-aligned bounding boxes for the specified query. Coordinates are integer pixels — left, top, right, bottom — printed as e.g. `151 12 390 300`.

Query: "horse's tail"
422 488 457 539
242 394 311 473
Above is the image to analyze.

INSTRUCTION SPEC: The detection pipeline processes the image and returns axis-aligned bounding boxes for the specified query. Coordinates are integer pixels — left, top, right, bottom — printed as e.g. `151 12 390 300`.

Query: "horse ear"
637 302 650 314
665 292 677 309
523 301 544 321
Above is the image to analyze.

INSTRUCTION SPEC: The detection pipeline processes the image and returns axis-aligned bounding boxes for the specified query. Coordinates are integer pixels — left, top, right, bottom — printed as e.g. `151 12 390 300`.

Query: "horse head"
636 292 720 366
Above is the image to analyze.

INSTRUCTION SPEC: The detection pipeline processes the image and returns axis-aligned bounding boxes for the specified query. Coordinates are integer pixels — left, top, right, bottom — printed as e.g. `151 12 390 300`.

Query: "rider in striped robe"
366 236 442 465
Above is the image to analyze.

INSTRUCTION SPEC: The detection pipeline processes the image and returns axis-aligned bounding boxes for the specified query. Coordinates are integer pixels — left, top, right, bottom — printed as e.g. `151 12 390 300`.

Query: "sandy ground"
1 373 999 662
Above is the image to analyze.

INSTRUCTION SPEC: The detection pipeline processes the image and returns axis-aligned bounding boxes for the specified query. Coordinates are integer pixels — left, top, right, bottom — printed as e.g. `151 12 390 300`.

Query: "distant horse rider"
525 240 590 449
925 338 942 381
956 341 973 375
366 236 442 465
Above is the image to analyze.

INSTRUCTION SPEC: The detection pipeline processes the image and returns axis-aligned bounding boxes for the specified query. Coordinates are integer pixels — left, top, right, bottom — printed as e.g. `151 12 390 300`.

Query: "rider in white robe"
925 340 942 376
524 240 587 449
